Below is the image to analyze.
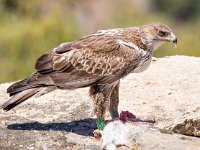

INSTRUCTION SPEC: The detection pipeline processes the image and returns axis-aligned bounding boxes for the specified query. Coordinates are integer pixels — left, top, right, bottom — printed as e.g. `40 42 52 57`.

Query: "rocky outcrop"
0 56 200 150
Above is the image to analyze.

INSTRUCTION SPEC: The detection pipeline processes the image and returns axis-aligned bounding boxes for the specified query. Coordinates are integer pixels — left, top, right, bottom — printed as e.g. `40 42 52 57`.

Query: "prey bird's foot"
93 129 103 140
128 116 156 125
94 118 105 139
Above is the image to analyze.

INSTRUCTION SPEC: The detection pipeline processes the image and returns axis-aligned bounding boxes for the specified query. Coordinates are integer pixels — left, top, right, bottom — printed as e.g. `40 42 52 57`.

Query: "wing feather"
34 30 142 86
67 37 142 76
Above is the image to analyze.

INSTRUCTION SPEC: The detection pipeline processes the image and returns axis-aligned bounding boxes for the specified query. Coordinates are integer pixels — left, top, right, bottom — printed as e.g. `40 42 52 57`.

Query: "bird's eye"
158 30 167 36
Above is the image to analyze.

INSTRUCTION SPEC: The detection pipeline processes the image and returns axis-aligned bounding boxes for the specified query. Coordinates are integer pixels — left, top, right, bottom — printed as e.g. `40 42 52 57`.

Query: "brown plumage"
1 23 177 123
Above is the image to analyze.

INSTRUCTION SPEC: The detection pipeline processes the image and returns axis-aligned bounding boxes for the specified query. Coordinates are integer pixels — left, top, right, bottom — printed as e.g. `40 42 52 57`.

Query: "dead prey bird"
1 23 177 130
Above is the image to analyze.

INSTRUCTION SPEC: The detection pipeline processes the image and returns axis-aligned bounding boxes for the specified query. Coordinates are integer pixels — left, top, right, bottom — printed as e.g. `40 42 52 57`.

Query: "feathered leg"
108 80 120 119
89 80 120 130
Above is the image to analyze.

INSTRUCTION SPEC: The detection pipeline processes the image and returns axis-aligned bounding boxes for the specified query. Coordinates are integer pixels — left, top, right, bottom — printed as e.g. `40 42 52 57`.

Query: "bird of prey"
1 22 177 130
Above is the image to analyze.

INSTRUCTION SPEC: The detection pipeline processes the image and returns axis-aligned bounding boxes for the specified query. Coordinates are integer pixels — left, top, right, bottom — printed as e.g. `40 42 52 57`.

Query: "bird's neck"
123 28 153 52
151 41 165 51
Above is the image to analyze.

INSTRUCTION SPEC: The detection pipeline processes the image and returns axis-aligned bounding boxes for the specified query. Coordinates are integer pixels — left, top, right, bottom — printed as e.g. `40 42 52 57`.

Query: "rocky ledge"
0 56 200 150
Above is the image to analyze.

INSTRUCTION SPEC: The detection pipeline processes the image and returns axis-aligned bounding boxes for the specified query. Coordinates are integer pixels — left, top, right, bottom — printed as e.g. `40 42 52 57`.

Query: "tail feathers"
1 86 55 111
7 73 54 96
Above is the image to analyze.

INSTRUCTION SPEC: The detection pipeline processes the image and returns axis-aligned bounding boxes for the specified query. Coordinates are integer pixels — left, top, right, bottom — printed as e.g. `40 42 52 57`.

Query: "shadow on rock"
7 118 97 136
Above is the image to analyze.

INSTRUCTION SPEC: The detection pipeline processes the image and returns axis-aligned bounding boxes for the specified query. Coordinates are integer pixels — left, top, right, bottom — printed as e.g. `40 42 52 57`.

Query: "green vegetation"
0 0 78 82
0 0 199 83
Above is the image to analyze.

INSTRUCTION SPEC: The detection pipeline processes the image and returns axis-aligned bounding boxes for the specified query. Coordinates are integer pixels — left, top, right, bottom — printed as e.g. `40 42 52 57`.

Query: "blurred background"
0 0 200 83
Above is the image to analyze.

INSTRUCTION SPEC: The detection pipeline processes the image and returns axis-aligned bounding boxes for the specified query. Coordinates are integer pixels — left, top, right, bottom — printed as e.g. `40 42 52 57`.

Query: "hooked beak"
171 33 177 44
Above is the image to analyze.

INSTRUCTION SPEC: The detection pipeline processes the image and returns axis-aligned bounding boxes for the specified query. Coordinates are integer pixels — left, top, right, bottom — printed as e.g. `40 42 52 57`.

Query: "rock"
0 56 200 149
171 119 200 137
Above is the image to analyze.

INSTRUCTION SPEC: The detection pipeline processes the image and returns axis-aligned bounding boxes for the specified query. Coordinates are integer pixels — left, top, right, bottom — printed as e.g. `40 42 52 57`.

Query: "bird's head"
142 23 177 51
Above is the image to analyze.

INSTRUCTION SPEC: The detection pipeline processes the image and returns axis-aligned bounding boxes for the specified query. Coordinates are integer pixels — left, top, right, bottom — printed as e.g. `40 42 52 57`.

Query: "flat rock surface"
0 56 200 150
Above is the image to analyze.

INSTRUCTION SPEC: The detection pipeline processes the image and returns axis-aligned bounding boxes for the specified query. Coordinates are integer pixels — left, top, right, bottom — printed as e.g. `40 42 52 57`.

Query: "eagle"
1 23 177 130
